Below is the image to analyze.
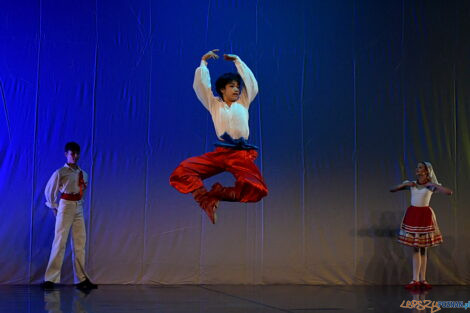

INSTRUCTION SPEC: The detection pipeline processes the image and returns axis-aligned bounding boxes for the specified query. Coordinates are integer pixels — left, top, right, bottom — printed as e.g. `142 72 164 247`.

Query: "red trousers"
169 147 268 203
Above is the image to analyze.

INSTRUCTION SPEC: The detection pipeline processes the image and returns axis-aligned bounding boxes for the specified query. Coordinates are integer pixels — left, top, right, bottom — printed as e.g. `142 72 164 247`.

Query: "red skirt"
398 206 443 248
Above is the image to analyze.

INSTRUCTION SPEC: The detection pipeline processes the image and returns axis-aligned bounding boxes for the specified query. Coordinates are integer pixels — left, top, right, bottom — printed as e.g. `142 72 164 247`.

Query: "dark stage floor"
0 284 469 313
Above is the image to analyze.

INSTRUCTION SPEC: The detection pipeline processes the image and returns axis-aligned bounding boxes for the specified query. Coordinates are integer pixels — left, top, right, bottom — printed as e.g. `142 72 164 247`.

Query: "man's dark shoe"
40 281 56 290
76 278 98 290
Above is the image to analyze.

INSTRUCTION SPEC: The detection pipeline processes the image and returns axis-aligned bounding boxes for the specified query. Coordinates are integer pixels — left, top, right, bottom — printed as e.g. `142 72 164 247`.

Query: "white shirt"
193 57 258 140
45 164 88 208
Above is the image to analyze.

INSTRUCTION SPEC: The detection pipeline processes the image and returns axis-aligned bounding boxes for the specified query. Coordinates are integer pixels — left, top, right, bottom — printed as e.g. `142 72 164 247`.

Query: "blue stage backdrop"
1 0 469 284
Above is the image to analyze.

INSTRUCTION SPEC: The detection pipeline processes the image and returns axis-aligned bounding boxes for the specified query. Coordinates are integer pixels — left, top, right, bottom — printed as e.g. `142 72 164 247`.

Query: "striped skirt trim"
397 230 443 248
398 206 442 248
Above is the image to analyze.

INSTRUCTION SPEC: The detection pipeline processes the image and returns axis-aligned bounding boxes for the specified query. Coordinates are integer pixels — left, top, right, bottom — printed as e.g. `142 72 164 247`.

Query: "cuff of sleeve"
46 202 58 209
200 60 208 67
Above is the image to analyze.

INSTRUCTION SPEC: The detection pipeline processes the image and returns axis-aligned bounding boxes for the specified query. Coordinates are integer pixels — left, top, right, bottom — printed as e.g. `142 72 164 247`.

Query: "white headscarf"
423 161 440 185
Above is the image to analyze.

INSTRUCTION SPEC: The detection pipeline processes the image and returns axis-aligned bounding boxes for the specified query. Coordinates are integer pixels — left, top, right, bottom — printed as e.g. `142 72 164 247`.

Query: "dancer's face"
65 150 80 165
415 163 428 178
221 80 240 104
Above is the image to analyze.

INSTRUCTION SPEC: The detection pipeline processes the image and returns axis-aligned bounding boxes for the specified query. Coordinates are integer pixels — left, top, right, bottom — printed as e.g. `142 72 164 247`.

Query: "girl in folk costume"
390 162 453 290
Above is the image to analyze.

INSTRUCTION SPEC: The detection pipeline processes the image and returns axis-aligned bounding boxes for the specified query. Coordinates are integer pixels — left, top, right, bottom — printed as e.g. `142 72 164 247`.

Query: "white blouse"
404 181 435 207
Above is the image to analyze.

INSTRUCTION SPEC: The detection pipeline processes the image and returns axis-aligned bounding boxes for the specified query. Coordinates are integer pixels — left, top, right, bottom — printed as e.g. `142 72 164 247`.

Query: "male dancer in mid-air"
170 49 268 224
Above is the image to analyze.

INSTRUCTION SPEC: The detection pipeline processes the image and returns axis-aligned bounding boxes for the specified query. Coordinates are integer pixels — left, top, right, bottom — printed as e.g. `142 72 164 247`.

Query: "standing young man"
170 49 268 224
41 142 97 290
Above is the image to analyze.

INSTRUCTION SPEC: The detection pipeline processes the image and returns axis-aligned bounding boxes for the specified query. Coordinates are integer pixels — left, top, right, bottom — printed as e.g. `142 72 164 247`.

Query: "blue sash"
214 133 258 150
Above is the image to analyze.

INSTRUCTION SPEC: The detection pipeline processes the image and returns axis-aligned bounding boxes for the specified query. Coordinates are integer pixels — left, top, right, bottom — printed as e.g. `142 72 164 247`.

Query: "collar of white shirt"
64 163 82 171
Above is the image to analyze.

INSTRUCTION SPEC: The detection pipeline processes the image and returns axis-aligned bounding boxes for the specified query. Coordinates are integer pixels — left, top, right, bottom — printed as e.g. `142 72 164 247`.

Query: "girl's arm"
426 183 453 195
390 180 415 192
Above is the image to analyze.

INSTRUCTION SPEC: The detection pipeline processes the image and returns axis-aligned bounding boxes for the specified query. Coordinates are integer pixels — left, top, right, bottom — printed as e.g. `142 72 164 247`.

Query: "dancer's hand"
202 49 220 61
223 54 238 61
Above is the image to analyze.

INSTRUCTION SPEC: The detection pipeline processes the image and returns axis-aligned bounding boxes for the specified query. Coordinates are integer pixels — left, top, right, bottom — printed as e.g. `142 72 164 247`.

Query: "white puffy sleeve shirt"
193 56 258 140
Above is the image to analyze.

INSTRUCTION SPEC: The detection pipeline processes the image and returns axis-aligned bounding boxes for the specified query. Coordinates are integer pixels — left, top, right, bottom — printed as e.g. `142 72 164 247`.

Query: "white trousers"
45 199 87 283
